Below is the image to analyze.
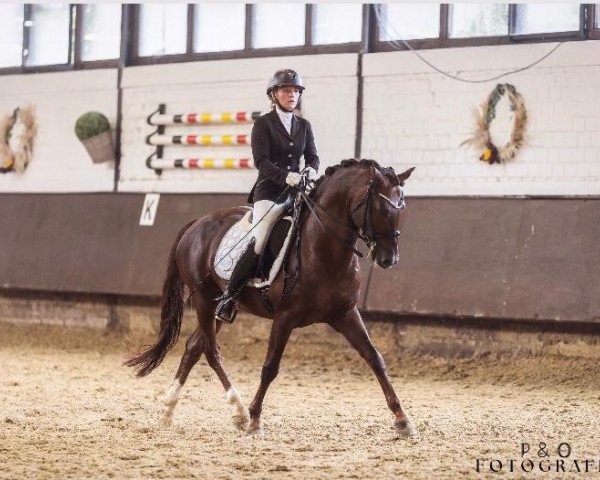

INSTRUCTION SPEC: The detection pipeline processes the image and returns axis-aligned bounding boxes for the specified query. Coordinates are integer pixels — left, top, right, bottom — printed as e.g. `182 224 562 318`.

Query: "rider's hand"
306 167 319 182
286 172 302 187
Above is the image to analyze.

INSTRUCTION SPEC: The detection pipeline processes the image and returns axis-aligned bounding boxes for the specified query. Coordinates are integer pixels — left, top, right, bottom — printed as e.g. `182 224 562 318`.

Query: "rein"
299 176 405 260
299 189 364 257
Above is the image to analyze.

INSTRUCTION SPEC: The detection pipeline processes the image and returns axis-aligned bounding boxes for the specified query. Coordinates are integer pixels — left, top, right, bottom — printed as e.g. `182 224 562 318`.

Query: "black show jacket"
248 109 320 203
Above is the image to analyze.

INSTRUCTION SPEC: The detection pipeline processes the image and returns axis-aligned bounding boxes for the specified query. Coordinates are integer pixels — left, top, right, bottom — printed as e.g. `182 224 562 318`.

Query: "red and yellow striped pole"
147 157 254 170
148 134 251 146
149 111 261 126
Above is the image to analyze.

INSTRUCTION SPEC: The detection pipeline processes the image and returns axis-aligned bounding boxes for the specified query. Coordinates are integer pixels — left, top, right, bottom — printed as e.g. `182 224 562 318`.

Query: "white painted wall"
0 69 117 192
119 53 358 193
362 40 600 196
0 40 598 196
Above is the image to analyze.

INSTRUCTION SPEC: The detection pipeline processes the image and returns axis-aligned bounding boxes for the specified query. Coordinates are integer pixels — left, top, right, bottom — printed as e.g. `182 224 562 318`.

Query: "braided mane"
313 158 400 192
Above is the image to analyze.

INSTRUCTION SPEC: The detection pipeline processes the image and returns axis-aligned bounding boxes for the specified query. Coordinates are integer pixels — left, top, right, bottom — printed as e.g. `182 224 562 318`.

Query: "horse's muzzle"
375 249 399 269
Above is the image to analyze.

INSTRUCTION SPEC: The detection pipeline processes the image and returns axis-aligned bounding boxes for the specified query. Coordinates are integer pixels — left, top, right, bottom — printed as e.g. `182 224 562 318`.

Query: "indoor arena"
2 3 599 480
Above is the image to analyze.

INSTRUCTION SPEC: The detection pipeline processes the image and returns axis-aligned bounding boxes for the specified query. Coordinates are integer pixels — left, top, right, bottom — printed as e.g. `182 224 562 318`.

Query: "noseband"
351 178 404 258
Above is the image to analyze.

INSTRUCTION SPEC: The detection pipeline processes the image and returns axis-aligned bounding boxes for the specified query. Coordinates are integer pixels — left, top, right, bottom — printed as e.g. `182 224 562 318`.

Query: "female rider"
215 68 320 323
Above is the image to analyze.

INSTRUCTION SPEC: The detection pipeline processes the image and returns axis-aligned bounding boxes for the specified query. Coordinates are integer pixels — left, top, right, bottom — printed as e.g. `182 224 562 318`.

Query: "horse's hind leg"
202 313 250 431
161 294 219 426
161 325 207 426
331 307 418 438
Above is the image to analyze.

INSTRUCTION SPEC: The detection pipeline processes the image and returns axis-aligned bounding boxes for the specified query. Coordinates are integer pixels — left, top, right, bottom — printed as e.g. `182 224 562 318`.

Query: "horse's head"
350 165 415 269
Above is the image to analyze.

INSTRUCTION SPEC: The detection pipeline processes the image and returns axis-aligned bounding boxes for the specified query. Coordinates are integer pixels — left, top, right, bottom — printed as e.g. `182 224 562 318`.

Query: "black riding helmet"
266 69 305 97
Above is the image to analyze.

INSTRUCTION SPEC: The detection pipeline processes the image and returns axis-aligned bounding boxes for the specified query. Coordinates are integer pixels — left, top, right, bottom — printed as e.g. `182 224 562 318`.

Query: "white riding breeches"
251 198 291 254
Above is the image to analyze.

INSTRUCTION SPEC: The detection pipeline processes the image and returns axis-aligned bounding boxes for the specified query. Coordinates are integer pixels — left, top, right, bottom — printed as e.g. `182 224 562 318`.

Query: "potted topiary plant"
75 112 115 164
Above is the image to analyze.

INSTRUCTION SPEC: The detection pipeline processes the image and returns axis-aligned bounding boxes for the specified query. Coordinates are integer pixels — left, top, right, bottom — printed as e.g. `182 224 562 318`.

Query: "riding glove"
285 172 302 186
306 167 319 181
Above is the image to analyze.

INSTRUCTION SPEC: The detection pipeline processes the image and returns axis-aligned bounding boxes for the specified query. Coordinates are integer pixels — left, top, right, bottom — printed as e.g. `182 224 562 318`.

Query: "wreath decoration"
0 105 37 174
461 83 527 165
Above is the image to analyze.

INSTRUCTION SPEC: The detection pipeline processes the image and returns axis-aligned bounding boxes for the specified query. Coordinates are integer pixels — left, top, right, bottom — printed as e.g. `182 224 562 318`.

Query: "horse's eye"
378 193 404 209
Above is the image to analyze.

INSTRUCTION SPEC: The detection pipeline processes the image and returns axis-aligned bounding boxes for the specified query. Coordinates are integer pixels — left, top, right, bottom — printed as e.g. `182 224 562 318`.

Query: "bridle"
299 175 405 260
350 178 405 259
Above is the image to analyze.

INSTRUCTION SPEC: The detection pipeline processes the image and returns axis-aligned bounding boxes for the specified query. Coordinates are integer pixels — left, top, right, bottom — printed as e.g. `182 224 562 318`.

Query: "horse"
125 158 417 437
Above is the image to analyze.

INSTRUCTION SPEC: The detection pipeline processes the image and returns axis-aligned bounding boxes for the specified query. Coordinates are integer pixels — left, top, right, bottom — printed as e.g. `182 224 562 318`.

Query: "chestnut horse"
125 159 417 437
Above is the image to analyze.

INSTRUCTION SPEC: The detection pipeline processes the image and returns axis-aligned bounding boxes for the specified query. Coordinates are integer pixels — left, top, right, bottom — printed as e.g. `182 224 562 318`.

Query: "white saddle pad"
214 210 295 289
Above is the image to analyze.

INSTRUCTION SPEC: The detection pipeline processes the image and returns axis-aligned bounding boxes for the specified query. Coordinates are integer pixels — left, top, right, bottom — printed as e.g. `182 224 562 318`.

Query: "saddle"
214 206 297 289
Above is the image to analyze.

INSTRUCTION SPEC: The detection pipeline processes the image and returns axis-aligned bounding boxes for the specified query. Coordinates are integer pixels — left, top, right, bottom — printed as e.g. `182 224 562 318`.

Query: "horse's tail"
124 220 196 377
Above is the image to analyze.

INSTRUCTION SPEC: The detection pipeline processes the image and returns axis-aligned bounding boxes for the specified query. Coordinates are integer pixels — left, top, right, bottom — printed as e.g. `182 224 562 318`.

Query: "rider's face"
274 86 301 111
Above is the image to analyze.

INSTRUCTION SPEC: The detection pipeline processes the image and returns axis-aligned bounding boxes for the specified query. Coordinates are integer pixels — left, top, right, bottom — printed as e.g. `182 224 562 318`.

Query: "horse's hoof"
395 416 418 439
246 426 264 437
159 415 173 428
246 419 264 436
226 387 250 431
232 413 249 431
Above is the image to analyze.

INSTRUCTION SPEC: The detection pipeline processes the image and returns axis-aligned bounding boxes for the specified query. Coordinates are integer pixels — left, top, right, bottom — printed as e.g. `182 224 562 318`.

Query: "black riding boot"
215 240 260 324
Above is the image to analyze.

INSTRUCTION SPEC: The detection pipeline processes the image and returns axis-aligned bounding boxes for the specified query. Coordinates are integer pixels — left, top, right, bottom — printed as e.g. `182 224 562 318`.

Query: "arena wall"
119 53 358 192
1 40 599 328
1 192 598 324
362 41 600 196
0 69 117 192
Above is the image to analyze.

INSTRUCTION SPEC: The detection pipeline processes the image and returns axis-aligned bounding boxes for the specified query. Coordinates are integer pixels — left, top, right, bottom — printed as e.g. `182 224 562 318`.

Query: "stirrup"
215 297 238 324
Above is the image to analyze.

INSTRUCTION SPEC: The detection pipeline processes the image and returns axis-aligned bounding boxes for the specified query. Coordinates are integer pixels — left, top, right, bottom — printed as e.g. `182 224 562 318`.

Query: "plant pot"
81 131 115 164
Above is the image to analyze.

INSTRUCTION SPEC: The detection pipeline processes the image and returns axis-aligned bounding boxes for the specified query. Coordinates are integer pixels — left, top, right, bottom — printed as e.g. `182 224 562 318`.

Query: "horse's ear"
397 167 415 186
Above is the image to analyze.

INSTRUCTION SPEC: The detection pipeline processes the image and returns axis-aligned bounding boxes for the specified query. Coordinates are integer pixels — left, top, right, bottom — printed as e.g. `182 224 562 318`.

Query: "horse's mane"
313 158 400 192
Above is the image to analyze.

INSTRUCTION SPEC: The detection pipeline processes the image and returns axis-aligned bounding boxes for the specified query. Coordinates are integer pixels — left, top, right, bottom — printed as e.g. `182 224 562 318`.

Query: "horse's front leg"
247 317 294 435
332 307 418 438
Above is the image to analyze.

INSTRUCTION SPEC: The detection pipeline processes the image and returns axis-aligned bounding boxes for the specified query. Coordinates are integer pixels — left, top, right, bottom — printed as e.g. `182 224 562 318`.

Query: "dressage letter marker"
140 193 160 226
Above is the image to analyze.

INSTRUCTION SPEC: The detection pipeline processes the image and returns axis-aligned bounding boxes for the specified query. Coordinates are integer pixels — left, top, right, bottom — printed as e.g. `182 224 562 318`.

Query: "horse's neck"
303 181 358 264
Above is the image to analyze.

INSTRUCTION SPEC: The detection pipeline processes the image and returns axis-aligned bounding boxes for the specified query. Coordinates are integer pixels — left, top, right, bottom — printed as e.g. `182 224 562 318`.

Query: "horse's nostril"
381 258 393 268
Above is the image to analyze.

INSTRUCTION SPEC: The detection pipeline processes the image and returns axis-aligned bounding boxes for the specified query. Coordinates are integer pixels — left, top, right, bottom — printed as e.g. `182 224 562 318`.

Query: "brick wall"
0 69 117 192
362 40 600 196
118 53 358 193
0 41 598 196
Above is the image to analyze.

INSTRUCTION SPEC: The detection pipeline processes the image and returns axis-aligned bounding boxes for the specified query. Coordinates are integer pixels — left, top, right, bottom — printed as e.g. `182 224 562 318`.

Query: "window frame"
310 3 365 48
0 4 598 76
0 3 124 76
0 4 25 73
129 4 363 67
0 3 75 75
372 3 594 53
507 4 586 42
21 3 75 74
446 4 510 41
73 4 120 70
589 4 600 40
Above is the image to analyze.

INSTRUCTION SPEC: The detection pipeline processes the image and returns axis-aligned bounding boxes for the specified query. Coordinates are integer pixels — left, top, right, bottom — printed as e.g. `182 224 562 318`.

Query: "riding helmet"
266 69 305 96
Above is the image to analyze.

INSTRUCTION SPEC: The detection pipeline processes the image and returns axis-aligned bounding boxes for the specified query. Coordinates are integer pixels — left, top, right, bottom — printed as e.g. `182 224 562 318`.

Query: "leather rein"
298 176 405 259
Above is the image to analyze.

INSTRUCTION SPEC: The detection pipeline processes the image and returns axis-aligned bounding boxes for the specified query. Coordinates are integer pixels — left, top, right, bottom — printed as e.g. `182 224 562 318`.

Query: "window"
449 4 508 38
81 4 122 61
253 4 305 48
194 4 245 53
596 4 600 28
1 3 122 73
0 4 24 68
25 4 70 67
378 4 440 41
138 4 187 56
313 4 362 45
512 4 581 35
